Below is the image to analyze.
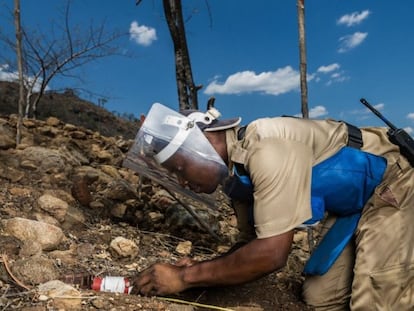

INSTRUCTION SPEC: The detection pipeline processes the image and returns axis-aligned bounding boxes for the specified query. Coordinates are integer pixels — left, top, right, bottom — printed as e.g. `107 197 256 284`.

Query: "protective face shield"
127 103 234 194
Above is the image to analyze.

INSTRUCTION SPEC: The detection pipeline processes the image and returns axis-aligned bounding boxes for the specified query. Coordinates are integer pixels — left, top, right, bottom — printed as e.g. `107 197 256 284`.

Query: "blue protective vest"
226 146 387 275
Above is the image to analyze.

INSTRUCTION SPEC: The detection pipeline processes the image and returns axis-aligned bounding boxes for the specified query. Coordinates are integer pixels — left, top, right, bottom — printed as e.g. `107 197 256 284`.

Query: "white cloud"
338 32 368 53
0 64 18 81
204 66 310 96
337 10 371 27
309 106 328 118
404 127 413 135
129 21 157 46
351 102 384 118
294 105 328 118
314 63 349 85
317 63 340 73
326 72 350 86
407 113 414 121
0 63 45 92
373 103 384 111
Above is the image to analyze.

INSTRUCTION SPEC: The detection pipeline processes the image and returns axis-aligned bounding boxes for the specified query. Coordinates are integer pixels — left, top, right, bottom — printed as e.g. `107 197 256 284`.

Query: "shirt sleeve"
247 137 313 238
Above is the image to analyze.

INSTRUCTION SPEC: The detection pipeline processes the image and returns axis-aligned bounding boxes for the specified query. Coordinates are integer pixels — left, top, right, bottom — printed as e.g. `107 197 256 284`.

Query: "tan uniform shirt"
226 117 399 239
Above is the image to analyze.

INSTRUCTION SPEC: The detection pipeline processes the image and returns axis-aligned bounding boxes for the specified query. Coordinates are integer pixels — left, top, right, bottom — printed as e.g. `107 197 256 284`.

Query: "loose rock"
110 237 139 259
1 217 65 251
38 280 82 310
38 194 68 223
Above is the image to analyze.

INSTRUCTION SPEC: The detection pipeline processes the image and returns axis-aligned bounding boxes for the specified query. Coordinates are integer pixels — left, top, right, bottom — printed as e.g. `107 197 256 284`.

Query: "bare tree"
297 0 309 119
1 1 125 118
13 0 24 144
297 0 314 250
136 0 201 110
163 0 201 110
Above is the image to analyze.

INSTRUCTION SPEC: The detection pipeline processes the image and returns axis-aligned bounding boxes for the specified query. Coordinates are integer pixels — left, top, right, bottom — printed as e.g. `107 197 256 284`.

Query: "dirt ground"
0 219 314 311
0 114 315 310
0 192 315 311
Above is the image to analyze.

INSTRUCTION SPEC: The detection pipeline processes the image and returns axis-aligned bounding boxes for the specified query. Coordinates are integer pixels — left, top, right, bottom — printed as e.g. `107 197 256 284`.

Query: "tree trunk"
297 0 309 119
24 89 32 118
163 0 199 110
14 0 24 144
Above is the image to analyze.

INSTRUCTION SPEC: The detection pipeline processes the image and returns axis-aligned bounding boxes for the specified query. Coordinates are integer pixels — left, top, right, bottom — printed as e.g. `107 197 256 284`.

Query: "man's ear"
204 130 225 143
204 130 228 162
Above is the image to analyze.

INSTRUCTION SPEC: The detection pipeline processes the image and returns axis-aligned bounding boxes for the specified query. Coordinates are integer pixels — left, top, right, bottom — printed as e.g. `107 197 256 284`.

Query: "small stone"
111 203 127 218
91 298 106 309
0 137 15 150
38 194 68 222
19 160 38 170
70 131 87 139
175 241 192 256
2 217 65 251
110 236 139 259
38 280 81 310
148 211 164 222
46 117 60 126
38 294 49 302
9 187 31 196
12 257 59 284
217 245 231 254
89 201 105 209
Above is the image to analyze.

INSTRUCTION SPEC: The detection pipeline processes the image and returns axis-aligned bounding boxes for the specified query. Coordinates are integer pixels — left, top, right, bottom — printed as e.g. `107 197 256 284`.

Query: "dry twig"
159 296 235 311
0 254 32 291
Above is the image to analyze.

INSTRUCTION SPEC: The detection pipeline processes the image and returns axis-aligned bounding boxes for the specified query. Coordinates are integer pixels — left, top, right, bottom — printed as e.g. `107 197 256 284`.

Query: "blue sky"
0 1 413 134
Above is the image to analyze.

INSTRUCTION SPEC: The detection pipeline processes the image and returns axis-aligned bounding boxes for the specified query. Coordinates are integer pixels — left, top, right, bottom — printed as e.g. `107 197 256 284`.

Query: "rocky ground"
0 114 314 310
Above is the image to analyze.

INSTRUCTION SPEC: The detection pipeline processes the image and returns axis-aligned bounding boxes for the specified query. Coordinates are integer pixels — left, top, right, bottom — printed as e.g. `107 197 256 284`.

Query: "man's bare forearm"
182 231 293 288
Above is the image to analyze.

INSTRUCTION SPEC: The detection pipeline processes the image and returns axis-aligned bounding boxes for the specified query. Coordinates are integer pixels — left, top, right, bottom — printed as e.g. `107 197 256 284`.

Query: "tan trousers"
303 155 414 310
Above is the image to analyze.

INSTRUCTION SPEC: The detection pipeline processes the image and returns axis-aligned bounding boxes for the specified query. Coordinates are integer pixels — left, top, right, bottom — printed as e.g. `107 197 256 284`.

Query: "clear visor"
125 103 229 192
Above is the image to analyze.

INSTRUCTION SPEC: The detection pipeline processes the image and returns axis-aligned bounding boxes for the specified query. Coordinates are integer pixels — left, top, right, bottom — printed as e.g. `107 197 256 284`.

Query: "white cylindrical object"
92 276 133 294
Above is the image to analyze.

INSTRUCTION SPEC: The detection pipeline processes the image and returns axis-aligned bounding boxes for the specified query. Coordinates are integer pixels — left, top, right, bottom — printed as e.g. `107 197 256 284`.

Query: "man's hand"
131 231 294 295
175 257 197 267
131 263 187 296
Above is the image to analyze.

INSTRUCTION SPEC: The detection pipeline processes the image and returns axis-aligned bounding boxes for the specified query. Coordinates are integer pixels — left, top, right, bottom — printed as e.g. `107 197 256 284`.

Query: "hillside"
0 85 313 310
0 81 140 139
